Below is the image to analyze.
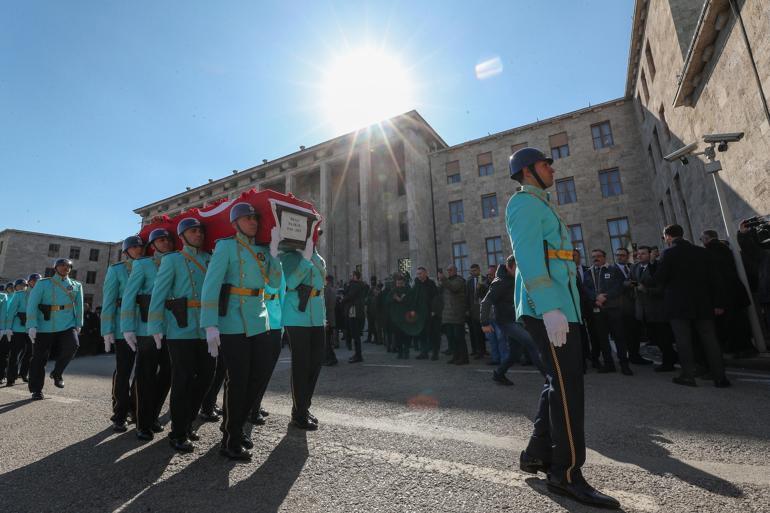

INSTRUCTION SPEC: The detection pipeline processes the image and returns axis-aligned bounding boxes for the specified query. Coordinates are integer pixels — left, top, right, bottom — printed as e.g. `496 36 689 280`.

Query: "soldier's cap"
230 202 258 223
14 278 28 287
28 273 42 282
147 228 171 245
509 147 553 179
54 258 73 268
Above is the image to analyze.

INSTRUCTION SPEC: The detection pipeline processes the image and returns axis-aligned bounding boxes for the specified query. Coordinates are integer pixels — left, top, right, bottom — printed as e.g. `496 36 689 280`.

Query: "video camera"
744 215 770 248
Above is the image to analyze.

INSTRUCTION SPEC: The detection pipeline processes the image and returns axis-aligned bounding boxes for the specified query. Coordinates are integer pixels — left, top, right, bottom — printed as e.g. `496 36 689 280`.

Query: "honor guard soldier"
17 274 41 382
4 278 30 386
0 283 11 384
148 218 215 452
200 202 282 461
121 229 174 440
25 258 84 399
102 236 144 432
507 148 619 509
279 219 325 430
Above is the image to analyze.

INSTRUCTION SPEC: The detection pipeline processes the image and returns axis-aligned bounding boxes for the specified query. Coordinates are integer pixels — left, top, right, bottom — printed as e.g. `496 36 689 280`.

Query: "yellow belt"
546 249 573 260
48 304 74 311
229 286 264 297
264 293 279 301
187 300 202 308
310 289 322 297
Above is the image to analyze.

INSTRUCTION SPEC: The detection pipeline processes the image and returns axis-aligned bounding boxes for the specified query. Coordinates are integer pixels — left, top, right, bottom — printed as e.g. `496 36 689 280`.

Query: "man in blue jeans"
480 255 543 385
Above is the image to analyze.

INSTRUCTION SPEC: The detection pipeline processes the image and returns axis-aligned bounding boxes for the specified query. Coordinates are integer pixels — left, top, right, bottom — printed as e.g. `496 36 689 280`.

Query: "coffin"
139 188 321 254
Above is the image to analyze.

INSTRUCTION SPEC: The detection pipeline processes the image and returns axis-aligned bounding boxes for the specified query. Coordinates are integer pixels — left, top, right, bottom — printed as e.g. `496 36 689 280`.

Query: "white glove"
4 329 12 341
205 327 220 358
28 328 37 344
75 327 81 334
152 333 163 350
302 220 319 261
104 333 115 352
543 309 569 348
269 225 281 258
123 331 137 352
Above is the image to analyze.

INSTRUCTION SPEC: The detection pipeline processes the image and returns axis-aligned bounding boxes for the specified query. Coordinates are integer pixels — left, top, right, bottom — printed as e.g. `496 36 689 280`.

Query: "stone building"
0 229 121 307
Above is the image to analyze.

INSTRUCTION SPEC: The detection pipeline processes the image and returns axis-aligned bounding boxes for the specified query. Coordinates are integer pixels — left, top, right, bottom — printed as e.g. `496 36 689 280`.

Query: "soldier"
200 203 282 461
26 258 84 399
0 283 12 384
122 228 174 440
279 218 324 430
148 218 215 452
508 147 619 509
4 279 30 386
102 236 143 432
17 274 41 382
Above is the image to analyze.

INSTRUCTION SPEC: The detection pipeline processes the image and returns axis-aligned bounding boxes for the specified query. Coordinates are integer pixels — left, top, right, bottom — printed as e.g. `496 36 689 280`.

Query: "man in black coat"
656 225 730 387
413 267 439 360
465 264 488 359
341 271 367 363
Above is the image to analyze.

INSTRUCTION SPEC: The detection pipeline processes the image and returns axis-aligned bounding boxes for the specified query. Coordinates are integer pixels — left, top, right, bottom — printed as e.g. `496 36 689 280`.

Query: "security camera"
703 132 744 144
663 141 699 163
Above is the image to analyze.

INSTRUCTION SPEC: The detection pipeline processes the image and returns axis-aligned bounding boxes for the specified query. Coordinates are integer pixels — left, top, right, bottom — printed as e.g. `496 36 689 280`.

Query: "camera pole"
703 150 767 352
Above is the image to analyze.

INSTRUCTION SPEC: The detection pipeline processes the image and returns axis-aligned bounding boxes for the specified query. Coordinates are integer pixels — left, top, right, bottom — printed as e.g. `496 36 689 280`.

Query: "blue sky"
0 1 634 241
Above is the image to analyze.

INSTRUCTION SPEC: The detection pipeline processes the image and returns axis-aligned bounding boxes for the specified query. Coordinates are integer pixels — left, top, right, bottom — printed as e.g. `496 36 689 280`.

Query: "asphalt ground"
1 342 769 513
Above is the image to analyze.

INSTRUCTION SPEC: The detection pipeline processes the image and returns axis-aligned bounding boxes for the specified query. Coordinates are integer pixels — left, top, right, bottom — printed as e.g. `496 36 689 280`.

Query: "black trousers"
18 337 33 380
393 325 411 357
366 312 378 343
28 329 79 394
644 321 677 367
346 317 364 357
0 335 10 381
669 319 726 381
111 339 136 423
167 339 216 440
324 325 338 363
468 318 486 355
220 332 272 451
6 332 28 382
287 326 324 419
201 354 226 415
134 336 171 432
444 323 468 362
250 329 282 416
588 308 629 367
523 317 585 484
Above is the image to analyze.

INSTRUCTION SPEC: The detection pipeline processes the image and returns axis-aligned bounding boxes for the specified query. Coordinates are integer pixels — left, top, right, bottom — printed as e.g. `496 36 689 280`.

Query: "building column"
358 141 372 280
318 161 331 259
285 173 294 194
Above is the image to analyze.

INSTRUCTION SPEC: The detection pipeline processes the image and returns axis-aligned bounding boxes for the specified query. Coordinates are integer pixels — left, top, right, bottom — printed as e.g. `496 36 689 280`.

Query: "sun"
320 47 415 134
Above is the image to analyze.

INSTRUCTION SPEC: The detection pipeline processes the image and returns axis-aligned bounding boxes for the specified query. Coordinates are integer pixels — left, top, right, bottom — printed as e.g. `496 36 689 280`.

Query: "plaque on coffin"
269 198 319 251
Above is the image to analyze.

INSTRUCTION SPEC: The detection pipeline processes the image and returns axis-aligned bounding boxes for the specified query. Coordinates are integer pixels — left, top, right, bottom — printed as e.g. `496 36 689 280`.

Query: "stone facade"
0 229 121 307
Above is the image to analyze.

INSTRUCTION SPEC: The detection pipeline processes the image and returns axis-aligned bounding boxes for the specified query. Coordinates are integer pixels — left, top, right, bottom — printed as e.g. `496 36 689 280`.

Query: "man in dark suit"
656 225 730 387
615 248 652 365
465 264 488 359
573 249 595 370
630 246 677 371
581 249 633 375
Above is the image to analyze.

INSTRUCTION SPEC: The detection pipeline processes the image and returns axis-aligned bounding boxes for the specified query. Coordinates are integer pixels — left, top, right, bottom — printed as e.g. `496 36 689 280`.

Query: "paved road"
1 344 769 513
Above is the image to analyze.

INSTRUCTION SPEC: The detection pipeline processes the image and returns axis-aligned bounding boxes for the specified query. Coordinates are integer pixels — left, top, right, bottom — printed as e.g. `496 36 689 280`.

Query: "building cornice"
0 229 117 246
624 0 650 98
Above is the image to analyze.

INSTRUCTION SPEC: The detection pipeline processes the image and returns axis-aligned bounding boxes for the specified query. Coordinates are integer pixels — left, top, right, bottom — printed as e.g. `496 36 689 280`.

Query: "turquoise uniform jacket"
148 247 210 340
265 272 286 332
0 293 8 331
7 289 29 333
26 275 84 333
280 250 327 328
505 185 581 323
200 234 282 336
101 260 133 338
121 254 165 337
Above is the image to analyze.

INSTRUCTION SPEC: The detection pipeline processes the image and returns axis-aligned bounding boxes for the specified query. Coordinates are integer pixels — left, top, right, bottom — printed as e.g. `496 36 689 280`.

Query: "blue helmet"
14 278 28 288
147 228 171 246
229 202 258 223
5 282 13 291
122 235 144 253
53 258 73 269
28 273 42 283
177 217 204 237
509 147 553 181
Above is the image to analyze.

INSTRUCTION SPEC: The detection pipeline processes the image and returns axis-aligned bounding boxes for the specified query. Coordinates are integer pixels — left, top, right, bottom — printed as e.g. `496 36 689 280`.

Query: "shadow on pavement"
524 477 631 513
0 397 31 416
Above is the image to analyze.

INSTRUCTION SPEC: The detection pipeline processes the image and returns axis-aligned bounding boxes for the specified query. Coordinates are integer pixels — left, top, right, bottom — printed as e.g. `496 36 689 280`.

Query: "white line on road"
362 364 413 368
737 378 770 384
0 387 80 404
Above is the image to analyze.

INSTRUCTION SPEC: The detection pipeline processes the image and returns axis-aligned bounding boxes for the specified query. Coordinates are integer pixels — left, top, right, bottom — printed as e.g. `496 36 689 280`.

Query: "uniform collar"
54 274 70 284
518 184 551 202
236 232 255 245
183 245 202 255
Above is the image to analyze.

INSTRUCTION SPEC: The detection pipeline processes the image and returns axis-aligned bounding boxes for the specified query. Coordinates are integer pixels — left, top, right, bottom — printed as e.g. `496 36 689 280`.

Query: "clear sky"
0 1 634 242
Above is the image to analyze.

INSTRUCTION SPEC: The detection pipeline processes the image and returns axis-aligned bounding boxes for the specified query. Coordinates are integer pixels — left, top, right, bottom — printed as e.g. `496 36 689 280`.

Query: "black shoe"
112 421 128 433
169 437 194 453
469 352 479 357
492 372 514 386
187 429 200 441
447 358 458 364
714 378 732 388
431 354 439 361
591 359 600 369
487 360 500 366
672 376 697 387
220 446 252 461
629 356 653 365
307 412 318 425
249 411 266 425
442 350 453 355
136 429 154 441
50 374 64 388
151 420 163 433
546 473 620 509
454 359 469 365
240 437 254 450
5 380 15 387
519 450 549 475
597 365 616 374
348 355 363 363
21 376 28 383
31 392 44 401
290 416 318 431
620 365 634 376
654 364 676 372
199 411 221 422
259 408 269 417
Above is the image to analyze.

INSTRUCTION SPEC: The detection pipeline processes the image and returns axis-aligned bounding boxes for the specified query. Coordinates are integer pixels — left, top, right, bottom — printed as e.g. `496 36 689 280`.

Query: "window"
568 225 586 261
485 237 505 267
89 248 100 262
640 69 650 103
477 152 494 176
70 270 78 280
452 242 469 277
69 246 80 260
607 217 631 253
446 160 461 184
549 132 569 160
481 193 498 218
645 42 656 80
591 121 614 149
449 200 464 224
86 271 97 284
44 267 54 277
555 177 577 205
48 244 60 257
599 168 623 198
399 211 409 242
647 144 658 175
511 142 528 154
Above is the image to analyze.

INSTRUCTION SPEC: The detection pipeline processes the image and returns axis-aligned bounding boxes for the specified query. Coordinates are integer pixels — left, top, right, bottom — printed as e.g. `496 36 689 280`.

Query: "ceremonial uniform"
102 260 136 425
6 288 30 385
506 184 584 482
0 290 11 382
200 233 281 453
121 253 171 434
148 246 215 443
250 271 286 422
280 249 326 426
26 275 84 394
